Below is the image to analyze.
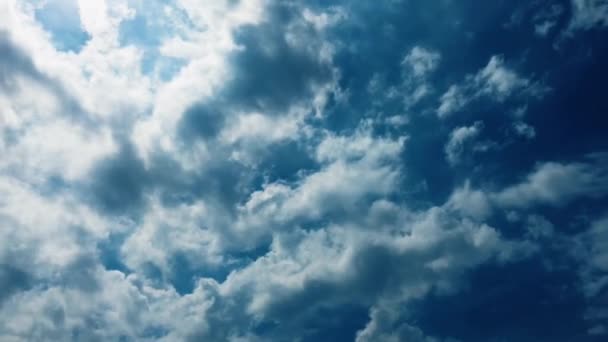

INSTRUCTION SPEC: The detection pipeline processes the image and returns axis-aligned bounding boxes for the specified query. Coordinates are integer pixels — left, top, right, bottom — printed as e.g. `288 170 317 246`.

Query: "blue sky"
1 0 608 341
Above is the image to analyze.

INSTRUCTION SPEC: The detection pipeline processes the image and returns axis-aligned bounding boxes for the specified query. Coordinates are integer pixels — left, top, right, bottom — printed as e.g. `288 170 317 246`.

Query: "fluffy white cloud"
437 84 468 118
402 46 441 78
2 0 606 340
1 119 116 183
438 56 545 118
0 159 531 341
446 181 493 221
493 155 608 208
444 121 483 165
234 127 406 245
214 202 524 340
120 197 224 279
0 178 111 271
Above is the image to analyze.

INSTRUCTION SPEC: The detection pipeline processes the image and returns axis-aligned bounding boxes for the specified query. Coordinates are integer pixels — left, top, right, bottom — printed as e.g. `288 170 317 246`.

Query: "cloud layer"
1 0 608 341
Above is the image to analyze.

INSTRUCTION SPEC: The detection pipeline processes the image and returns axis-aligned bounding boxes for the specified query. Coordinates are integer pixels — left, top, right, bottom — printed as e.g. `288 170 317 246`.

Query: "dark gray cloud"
0 265 31 305
86 143 149 216
225 2 333 113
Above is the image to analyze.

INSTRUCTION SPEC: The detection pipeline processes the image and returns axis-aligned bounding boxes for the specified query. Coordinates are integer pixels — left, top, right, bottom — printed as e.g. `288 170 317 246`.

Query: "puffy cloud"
1 119 116 183
444 121 483 165
120 197 223 281
438 56 545 118
1 0 607 340
512 120 536 139
211 202 523 340
401 46 441 108
0 167 529 341
476 56 531 100
437 84 469 118
568 0 608 32
132 0 338 169
493 154 608 208
0 178 111 271
234 127 406 242
402 46 441 78
366 45 441 116
356 306 439 342
446 181 493 221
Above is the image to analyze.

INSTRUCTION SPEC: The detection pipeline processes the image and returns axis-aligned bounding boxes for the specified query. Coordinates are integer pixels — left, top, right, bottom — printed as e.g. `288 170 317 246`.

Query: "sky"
1 0 608 341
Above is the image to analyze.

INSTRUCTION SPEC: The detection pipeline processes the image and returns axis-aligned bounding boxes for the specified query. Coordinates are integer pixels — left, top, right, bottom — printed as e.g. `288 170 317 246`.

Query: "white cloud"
535 20 557 36
235 128 406 241
356 305 438 342
219 110 305 165
493 155 608 208
385 114 410 127
446 181 493 221
437 84 468 118
216 200 526 340
476 56 530 100
2 1 605 340
402 46 441 78
0 177 112 272
0 165 532 340
533 4 564 37
1 119 116 182
568 0 608 32
513 121 536 139
573 214 608 336
437 56 544 118
121 197 223 279
444 121 483 165
132 0 339 170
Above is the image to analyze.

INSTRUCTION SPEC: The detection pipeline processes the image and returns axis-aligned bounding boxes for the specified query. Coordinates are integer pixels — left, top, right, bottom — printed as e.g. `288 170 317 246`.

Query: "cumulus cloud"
438 56 545 118
402 46 441 78
0 153 529 341
444 121 484 165
512 120 536 139
356 306 439 342
133 0 338 169
213 202 523 340
234 126 406 242
493 154 608 208
1 0 607 340
367 45 441 118
401 46 441 108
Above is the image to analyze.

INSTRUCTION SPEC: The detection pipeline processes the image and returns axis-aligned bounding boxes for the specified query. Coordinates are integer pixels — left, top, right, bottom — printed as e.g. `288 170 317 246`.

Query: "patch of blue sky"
141 50 186 81
34 0 90 53
118 2 189 80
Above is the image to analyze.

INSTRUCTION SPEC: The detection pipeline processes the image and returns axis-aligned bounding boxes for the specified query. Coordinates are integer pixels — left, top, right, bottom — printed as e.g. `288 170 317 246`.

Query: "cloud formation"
437 55 545 118
1 1 607 341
